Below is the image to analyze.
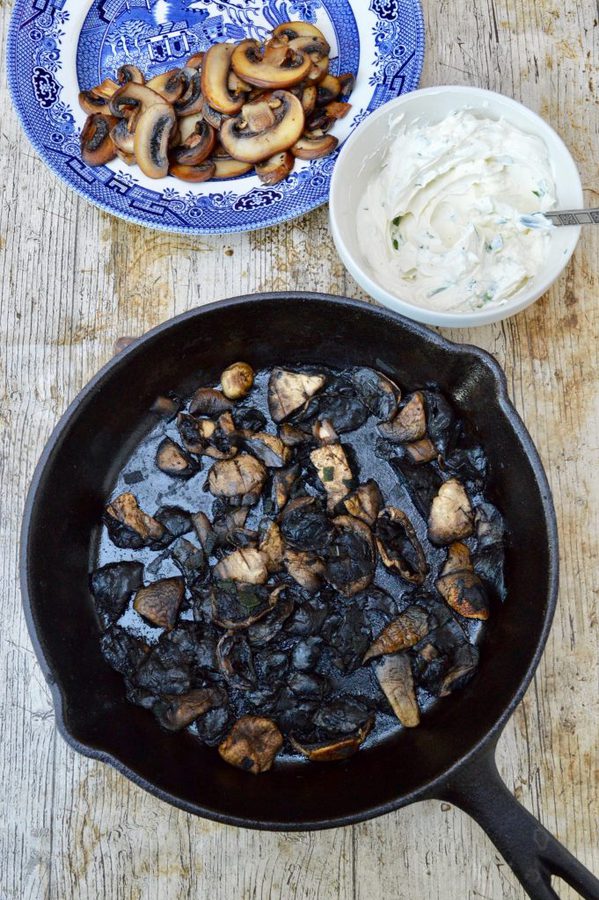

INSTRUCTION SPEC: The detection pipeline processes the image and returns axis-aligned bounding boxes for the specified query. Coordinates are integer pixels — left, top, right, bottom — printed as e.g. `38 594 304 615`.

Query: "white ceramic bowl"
329 86 583 327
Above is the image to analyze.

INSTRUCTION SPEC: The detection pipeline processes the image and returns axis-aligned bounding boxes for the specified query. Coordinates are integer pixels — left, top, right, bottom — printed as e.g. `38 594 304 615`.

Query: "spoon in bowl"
521 207 599 228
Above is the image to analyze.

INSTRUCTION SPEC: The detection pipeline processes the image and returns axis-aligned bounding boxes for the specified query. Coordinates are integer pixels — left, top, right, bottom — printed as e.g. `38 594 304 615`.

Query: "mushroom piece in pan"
435 542 490 620
375 507 428 585
207 454 267 506
214 548 269 585
350 367 399 420
221 362 255 400
284 549 326 593
189 387 233 417
104 492 165 549
242 432 290 468
211 581 275 630
412 620 480 698
90 561 145 630
258 520 286 573
155 438 201 478
343 480 383 527
325 515 376 597
133 577 185 630
280 496 334 552
272 464 300 512
378 391 426 443
268 368 326 422
289 716 373 762
218 715 283 774
363 605 434 663
428 478 474 545
217 633 257 690
374 653 420 728
154 686 227 731
310 442 354 510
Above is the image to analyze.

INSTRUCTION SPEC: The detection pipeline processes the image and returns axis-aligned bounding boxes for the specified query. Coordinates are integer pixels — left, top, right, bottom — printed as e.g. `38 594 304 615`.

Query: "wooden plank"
0 0 596 898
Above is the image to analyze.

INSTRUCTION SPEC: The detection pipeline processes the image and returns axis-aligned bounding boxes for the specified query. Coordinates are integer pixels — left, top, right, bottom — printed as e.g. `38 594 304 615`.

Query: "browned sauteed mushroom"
218 715 283 773
79 20 353 183
94 365 504 773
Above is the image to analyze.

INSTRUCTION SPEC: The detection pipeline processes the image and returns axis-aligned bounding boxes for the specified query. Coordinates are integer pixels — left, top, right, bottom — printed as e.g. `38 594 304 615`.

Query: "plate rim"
6 0 425 235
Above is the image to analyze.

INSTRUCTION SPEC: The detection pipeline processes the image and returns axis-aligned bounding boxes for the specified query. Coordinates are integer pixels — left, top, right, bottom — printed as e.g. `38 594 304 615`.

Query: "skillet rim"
19 291 559 830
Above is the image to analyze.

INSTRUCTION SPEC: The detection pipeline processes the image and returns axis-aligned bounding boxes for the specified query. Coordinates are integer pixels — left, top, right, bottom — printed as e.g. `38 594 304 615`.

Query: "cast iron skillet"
21 293 599 900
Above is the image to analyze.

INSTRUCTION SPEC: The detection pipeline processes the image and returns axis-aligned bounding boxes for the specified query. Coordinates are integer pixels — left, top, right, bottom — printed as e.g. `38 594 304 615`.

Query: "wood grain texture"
0 0 597 897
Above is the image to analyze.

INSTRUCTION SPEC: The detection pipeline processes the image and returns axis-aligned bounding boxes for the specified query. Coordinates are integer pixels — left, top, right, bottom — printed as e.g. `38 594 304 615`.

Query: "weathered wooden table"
1 1 597 897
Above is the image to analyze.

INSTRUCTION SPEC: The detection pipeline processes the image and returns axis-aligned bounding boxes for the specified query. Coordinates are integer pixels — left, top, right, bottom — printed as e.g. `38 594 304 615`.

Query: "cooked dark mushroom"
169 161 216 182
436 542 489 620
378 391 426 443
171 120 216 165
279 424 311 447
363 605 433 662
80 114 118 166
217 634 257 690
391 457 443 520
90 561 144 629
174 67 204 116
350 367 399 419
242 432 290 468
189 387 233 417
154 686 226 731
316 74 341 104
169 537 206 587
207 454 266 505
280 496 334 552
405 438 438 465
412 619 479 697
247 586 295 646
255 150 294 185
220 361 254 400
312 418 338 446
289 717 373 762
268 368 326 422
428 478 474 545
325 515 375 597
218 715 283 773
338 73 356 98
343 480 383 527
212 581 275 630
146 68 186 102
298 383 369 434
155 437 200 478
374 653 420 727
473 502 506 602
201 42 246 115
214 548 268 584
133 577 185 630
105 492 165 548
134 103 176 178
291 636 323 672
310 443 353 510
220 91 305 163
422 390 456 458
291 132 338 160
258 520 285 573
231 38 311 89
375 507 428 585
272 464 300 512
284 548 326 593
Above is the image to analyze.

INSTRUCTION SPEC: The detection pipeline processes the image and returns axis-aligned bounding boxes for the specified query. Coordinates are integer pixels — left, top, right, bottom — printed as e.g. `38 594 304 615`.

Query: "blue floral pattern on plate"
8 0 424 234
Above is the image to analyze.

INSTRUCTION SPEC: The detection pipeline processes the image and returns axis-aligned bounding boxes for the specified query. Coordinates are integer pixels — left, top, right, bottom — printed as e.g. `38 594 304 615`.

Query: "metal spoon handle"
544 208 599 226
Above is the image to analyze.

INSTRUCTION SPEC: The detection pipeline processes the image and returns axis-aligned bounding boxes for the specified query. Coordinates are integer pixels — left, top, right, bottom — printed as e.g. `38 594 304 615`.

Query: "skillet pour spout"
20 293 599 900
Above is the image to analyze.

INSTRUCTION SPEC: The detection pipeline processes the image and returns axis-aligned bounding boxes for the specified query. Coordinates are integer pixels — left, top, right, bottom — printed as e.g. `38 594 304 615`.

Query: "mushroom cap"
201 42 246 115
231 38 312 90
134 103 176 179
220 91 305 164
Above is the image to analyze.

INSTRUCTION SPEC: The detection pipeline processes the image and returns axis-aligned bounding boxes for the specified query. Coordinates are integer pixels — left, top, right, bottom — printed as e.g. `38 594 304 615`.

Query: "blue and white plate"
8 0 424 234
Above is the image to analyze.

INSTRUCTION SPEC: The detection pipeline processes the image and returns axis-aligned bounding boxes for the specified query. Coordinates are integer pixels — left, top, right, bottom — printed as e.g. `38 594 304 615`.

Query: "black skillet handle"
436 746 599 900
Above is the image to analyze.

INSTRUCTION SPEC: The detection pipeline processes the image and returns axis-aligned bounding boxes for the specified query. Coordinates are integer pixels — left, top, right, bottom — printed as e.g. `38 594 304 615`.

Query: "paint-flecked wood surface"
0 1 597 897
